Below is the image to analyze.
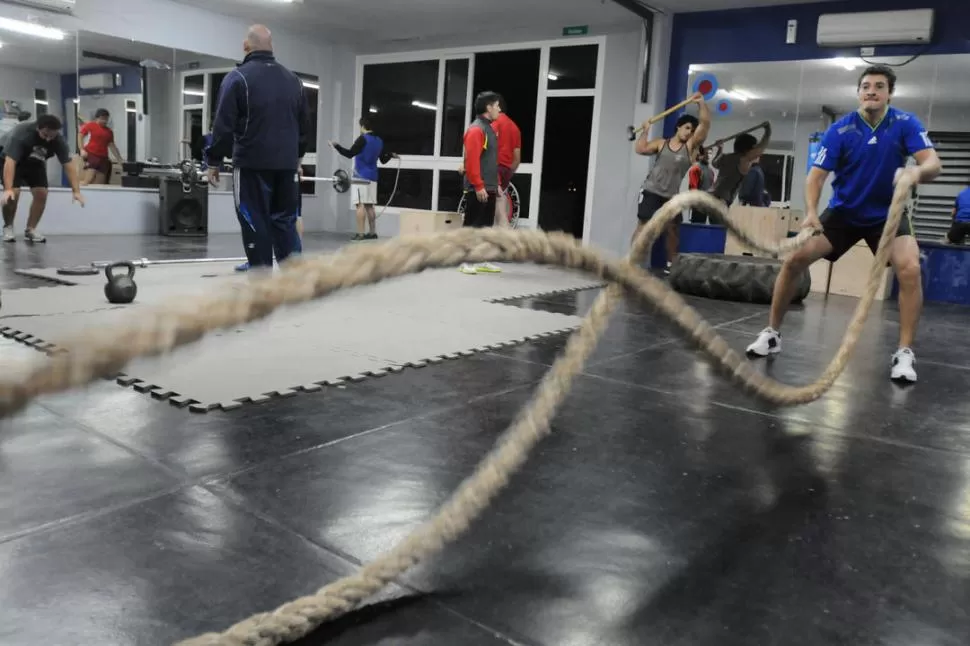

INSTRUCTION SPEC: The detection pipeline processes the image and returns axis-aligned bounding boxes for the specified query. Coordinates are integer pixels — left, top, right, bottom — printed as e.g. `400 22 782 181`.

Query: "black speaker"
159 178 208 236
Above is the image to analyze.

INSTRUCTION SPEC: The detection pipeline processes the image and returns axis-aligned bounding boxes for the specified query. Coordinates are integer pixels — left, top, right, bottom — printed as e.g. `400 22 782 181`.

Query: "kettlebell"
104 261 137 304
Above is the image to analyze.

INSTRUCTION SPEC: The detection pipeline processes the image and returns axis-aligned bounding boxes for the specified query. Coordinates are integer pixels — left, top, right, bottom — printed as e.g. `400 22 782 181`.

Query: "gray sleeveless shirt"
642 140 692 198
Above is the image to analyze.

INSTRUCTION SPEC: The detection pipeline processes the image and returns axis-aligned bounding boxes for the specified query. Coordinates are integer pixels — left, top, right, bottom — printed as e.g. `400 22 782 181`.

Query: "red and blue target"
691 73 719 101
715 98 733 116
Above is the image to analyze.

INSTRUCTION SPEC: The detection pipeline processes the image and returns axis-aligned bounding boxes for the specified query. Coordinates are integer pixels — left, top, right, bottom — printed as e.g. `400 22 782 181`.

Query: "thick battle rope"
0 182 911 646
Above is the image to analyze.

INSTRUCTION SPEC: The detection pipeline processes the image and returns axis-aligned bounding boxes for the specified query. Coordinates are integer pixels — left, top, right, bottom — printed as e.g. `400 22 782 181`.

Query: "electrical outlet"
786 19 797 44
860 46 875 57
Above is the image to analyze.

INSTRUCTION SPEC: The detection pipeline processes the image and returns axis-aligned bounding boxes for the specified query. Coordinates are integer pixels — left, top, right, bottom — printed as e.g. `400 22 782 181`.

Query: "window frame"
354 35 605 241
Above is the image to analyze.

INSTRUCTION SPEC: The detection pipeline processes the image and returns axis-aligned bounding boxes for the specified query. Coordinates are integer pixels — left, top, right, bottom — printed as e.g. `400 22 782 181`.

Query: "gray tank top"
642 140 692 198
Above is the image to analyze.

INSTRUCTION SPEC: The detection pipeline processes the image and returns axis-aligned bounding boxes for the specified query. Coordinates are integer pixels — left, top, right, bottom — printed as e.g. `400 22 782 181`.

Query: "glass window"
302 85 318 155
437 169 464 212
362 61 439 156
440 59 469 157
508 173 532 221
380 168 433 210
208 72 227 122
472 49 540 163
548 45 599 90
183 74 204 106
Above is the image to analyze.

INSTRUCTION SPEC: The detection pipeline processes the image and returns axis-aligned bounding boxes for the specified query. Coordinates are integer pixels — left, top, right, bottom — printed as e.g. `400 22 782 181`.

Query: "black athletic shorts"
637 189 674 223
0 155 49 189
947 221 970 245
819 206 913 262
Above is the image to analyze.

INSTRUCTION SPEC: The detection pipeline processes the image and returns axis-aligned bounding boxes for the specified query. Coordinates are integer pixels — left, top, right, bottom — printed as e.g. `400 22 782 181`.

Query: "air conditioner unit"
4 0 75 13
816 9 933 47
79 73 116 90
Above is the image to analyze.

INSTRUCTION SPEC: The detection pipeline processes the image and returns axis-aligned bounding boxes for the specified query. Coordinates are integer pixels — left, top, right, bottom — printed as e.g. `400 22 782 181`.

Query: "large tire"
668 253 811 304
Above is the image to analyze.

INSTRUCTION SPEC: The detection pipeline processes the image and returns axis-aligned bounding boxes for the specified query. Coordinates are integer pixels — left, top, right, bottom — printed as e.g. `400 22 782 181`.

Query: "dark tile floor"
1 233 969 645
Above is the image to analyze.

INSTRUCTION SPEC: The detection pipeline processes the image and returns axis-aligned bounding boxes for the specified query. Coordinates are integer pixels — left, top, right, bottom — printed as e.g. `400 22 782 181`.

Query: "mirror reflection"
682 53 970 247
0 27 77 189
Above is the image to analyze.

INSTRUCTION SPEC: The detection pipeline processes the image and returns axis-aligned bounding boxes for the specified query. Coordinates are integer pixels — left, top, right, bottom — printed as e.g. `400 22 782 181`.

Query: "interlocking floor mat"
4 262 604 412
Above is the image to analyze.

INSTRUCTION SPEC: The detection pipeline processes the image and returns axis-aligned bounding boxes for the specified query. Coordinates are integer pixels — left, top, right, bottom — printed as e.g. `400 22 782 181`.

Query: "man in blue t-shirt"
746 65 942 383
329 117 395 241
945 186 970 244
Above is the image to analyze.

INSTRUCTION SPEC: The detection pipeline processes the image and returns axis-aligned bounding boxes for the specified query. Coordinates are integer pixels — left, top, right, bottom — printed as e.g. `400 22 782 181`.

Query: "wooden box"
399 210 461 237
724 206 791 257
827 239 893 301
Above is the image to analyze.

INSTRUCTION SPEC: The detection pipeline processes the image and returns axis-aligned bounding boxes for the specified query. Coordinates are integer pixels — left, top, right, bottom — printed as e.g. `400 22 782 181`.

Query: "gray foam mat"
5 261 604 411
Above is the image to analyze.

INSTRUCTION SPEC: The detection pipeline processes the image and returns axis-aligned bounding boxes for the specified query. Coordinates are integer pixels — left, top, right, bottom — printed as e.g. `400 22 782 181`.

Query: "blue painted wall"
664 0 970 136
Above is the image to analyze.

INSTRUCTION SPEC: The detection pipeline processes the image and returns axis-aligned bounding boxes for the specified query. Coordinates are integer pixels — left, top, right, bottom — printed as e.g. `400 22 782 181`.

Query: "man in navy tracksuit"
206 24 309 270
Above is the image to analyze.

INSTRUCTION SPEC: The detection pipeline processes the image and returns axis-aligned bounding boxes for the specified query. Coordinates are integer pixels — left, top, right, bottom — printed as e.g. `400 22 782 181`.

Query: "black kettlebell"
104 261 137 304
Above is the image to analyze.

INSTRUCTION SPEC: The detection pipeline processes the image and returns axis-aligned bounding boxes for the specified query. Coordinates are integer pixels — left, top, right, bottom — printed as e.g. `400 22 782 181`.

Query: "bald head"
244 24 273 54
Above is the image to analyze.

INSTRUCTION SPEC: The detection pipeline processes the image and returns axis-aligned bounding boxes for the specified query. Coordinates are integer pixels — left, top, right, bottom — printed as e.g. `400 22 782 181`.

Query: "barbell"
302 168 369 194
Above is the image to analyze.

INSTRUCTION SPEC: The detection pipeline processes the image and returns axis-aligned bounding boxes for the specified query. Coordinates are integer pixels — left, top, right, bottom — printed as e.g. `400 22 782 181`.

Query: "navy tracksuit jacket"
207 50 310 267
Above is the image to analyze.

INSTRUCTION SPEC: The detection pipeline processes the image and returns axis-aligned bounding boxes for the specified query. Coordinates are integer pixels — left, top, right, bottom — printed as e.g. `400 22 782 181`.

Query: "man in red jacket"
459 90 502 275
491 95 521 227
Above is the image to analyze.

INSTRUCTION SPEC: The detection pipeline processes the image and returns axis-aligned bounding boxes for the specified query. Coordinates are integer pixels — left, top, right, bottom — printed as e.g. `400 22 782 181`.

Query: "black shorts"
819 207 913 262
947 221 970 245
637 189 673 223
0 156 49 189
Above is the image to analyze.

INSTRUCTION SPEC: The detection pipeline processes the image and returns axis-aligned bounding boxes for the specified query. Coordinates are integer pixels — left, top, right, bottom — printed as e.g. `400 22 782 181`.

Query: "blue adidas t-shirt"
812 106 933 226
955 187 970 223
353 133 384 182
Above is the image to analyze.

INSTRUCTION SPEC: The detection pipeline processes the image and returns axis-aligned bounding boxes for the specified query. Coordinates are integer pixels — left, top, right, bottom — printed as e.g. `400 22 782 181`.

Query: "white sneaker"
890 347 917 382
2 226 13 242
459 263 478 275
476 262 501 273
24 228 45 243
746 327 782 357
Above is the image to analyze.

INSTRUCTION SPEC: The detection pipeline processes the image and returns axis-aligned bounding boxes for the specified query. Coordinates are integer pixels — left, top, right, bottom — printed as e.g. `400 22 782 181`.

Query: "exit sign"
562 25 588 36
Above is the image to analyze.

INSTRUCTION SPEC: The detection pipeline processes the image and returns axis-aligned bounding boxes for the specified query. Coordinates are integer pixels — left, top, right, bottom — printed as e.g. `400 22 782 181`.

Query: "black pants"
463 191 496 228
947 221 970 244
233 167 302 268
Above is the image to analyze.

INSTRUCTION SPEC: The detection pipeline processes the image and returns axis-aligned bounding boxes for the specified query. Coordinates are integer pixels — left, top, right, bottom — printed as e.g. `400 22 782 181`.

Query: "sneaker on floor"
351 233 365 241
476 262 501 273
664 261 672 275
746 327 782 357
459 263 478 275
890 347 917 382
2 226 13 242
364 232 378 240
23 228 45 243
235 261 251 272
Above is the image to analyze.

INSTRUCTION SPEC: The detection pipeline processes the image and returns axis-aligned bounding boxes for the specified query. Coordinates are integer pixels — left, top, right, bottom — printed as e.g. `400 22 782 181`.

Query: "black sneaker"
364 233 378 240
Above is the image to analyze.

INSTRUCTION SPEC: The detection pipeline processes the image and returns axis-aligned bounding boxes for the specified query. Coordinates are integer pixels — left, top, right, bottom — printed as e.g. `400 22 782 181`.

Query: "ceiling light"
369 106 378 113
727 89 753 102
34 99 48 106
831 56 861 70
547 73 558 81
183 89 205 97
302 81 319 89
0 17 66 40
411 100 436 111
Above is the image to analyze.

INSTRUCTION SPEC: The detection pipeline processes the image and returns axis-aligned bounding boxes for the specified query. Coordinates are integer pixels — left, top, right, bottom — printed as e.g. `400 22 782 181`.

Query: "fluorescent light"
183 89 205 97
126 107 137 113
34 100 48 106
0 17 66 41
369 106 378 113
302 80 319 89
727 89 753 102
831 56 861 70
411 100 437 111
547 73 558 81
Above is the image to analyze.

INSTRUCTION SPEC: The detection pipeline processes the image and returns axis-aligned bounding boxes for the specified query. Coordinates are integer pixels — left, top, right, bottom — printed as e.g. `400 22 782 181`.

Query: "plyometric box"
4 261 605 413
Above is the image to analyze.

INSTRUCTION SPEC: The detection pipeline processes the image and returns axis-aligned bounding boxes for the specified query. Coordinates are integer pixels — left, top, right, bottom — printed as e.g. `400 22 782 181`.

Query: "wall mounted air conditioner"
79 73 116 90
816 9 934 47
4 0 75 13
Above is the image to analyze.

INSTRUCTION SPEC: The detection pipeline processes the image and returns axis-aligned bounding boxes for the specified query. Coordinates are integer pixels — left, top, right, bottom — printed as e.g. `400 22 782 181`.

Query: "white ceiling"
690 54 970 123
167 0 838 46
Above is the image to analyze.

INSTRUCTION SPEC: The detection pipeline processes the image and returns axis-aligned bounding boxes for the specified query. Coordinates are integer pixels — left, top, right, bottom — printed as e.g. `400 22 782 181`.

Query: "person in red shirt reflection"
78 108 123 185
490 95 521 227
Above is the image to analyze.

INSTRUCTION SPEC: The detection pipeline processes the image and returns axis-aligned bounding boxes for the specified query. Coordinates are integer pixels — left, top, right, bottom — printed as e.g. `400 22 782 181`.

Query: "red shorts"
85 152 112 175
498 165 513 191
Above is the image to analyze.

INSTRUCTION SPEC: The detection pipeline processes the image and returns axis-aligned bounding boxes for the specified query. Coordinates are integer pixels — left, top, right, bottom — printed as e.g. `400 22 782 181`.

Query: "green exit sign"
562 25 589 36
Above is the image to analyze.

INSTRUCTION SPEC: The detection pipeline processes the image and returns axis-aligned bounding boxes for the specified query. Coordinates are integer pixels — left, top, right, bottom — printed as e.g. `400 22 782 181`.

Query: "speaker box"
159 178 208 237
